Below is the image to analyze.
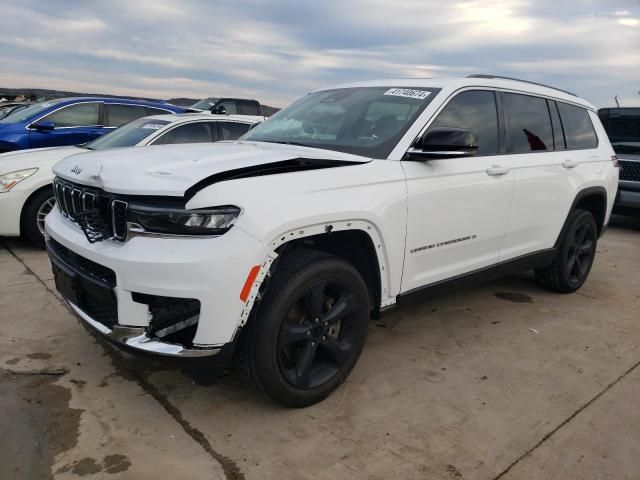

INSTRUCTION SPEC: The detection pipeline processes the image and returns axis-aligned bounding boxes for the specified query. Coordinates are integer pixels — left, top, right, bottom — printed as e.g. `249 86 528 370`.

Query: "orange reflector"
240 265 261 302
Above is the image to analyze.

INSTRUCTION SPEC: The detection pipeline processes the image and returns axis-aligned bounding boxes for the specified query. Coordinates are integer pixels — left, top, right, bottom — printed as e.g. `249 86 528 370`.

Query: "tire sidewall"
22 187 54 249
558 210 597 290
253 257 369 407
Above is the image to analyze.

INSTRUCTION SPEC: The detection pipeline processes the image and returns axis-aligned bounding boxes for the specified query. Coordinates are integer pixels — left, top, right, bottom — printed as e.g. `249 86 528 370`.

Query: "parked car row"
0 111 258 246
40 76 620 407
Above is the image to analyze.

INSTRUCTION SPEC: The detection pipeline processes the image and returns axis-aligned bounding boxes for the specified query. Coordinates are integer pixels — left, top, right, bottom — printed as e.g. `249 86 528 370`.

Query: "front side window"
244 86 439 158
426 90 499 156
41 102 100 128
105 104 149 127
219 122 251 140
153 122 212 145
85 118 170 150
558 103 598 149
503 93 553 152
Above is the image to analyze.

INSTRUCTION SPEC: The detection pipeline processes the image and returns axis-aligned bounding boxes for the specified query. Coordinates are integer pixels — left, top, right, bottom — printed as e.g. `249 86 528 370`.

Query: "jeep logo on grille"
71 165 82 175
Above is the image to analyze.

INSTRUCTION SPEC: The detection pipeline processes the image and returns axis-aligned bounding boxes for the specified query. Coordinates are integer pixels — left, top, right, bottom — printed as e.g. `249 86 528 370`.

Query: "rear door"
28 102 101 148
500 94 599 260
401 89 514 292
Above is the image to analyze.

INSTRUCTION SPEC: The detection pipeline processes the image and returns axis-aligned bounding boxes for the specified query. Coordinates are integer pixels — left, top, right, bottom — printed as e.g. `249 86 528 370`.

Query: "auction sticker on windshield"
384 88 431 100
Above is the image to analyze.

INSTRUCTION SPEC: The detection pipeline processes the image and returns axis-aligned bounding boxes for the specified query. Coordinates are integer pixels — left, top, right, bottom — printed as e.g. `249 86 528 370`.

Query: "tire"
21 187 55 249
535 209 598 293
237 249 370 408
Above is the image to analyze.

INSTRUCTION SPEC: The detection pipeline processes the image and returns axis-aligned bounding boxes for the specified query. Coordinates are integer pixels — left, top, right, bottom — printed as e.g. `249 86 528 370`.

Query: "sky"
0 0 638 108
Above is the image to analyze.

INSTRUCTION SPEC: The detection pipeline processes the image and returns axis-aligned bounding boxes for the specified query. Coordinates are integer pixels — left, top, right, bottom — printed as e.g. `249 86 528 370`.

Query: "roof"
316 77 595 110
144 113 262 123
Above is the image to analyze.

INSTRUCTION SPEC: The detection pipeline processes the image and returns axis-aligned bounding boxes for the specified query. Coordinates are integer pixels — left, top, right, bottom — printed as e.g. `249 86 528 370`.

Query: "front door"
29 102 101 148
400 89 514 292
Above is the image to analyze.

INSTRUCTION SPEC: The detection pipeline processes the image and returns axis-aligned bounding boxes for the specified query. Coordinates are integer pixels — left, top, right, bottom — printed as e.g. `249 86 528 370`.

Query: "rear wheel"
22 187 55 249
238 249 369 407
535 209 598 293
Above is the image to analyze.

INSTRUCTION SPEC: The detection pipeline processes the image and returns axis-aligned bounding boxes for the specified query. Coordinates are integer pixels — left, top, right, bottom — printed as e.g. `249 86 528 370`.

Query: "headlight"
128 205 241 236
0 168 38 193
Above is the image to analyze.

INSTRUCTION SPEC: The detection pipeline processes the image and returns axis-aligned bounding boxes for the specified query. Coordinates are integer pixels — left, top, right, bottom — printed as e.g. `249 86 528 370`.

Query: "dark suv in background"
599 108 640 216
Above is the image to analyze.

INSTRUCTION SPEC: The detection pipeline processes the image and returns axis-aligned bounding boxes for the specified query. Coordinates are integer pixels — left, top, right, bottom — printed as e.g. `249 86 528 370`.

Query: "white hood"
53 141 369 197
0 146 83 175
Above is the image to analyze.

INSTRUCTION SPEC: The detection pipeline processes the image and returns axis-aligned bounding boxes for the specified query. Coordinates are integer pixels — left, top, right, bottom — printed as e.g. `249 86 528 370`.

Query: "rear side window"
219 122 251 140
557 103 598 149
503 93 553 152
105 104 149 127
427 90 499 156
42 103 100 127
153 122 212 145
236 101 261 116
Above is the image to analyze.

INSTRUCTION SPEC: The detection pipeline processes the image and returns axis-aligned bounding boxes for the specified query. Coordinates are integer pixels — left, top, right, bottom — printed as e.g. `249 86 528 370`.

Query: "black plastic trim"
555 186 608 244
394 248 556 307
184 158 366 200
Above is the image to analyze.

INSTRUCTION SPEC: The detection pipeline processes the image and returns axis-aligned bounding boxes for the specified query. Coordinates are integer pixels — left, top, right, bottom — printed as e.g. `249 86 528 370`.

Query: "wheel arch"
19 183 54 233
239 219 394 327
555 186 608 247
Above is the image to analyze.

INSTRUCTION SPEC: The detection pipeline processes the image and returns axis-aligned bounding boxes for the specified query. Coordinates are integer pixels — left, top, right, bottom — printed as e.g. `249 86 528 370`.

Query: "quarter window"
153 122 212 145
557 103 598 149
219 122 251 140
427 90 499 156
42 103 99 128
105 104 149 127
503 93 553 152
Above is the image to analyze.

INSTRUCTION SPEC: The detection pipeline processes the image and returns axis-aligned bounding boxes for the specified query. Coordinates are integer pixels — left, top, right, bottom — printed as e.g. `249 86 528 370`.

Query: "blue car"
0 97 186 152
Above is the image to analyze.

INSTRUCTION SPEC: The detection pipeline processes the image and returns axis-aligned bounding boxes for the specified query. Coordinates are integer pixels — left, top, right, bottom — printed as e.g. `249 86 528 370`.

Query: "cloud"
1 0 639 108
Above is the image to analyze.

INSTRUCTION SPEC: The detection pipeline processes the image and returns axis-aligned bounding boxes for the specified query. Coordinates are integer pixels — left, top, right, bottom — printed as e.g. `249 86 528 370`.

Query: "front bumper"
45 207 268 348
614 182 640 211
0 189 30 236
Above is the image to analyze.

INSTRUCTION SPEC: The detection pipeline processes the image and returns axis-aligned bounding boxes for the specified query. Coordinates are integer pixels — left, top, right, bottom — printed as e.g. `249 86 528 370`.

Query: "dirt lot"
1 216 639 480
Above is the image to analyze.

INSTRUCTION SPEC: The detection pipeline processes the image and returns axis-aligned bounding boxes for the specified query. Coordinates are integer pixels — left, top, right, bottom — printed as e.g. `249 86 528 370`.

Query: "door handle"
486 165 510 176
562 159 578 169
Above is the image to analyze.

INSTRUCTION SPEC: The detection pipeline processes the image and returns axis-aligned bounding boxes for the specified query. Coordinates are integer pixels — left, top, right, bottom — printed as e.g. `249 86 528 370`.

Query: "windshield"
0 101 56 124
85 118 171 150
599 108 640 154
191 97 219 110
242 87 439 158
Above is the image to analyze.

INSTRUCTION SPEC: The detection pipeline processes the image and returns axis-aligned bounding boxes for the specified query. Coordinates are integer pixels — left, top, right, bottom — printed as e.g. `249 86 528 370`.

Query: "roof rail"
467 74 577 97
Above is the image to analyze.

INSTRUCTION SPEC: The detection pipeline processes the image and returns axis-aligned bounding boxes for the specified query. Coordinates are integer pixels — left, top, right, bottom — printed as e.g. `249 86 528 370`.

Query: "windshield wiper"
257 139 315 148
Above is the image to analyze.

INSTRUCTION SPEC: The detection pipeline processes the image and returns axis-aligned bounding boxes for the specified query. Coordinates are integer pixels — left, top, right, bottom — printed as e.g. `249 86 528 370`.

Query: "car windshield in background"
191 97 219 110
0 101 55 124
85 118 171 150
243 87 440 158
599 108 640 154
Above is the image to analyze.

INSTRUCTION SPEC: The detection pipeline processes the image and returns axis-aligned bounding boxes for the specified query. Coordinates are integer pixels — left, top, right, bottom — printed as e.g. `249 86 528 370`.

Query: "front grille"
619 160 640 182
54 177 127 243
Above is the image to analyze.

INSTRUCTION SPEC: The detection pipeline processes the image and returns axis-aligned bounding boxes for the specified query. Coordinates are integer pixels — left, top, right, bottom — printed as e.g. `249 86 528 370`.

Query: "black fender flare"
554 186 608 247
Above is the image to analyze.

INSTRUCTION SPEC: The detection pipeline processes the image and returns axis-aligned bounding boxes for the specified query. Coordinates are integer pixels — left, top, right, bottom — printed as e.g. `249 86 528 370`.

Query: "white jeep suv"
45 76 618 407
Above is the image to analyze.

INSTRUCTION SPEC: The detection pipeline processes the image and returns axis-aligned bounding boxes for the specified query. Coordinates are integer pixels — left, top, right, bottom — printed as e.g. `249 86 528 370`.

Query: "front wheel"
535 209 598 293
22 187 55 249
238 249 370 407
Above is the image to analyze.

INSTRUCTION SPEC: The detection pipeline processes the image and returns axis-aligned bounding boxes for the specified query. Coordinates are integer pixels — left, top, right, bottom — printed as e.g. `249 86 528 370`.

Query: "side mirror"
406 127 478 160
211 105 227 115
29 120 55 131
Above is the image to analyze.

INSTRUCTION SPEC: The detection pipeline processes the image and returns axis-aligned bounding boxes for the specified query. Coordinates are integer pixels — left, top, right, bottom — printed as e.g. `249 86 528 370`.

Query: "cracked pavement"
1 215 639 479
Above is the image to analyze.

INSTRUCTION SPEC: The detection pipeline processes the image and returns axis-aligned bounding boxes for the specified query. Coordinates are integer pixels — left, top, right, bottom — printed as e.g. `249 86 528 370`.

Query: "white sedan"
0 113 259 247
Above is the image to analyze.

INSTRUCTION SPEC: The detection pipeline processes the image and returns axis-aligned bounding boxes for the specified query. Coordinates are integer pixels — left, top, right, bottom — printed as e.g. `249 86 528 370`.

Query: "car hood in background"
0 146 84 175
53 142 370 197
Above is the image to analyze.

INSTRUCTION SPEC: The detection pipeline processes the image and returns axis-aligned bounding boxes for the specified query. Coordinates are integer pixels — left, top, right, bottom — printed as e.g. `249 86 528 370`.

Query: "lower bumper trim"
67 301 222 358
